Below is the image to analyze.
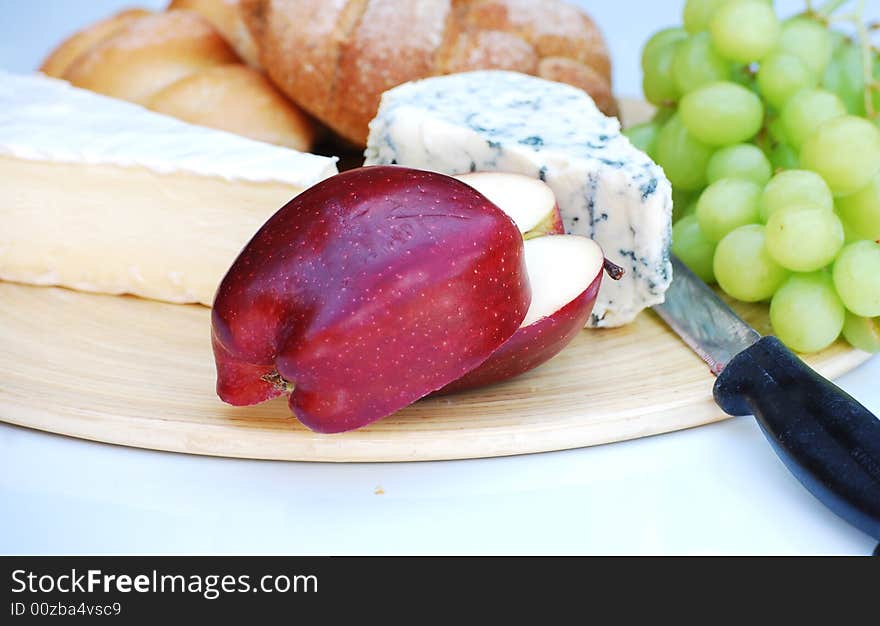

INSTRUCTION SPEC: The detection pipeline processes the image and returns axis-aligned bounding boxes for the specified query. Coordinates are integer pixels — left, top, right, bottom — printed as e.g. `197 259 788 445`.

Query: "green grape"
652 106 676 125
827 44 880 116
706 144 772 185
672 187 696 223
683 0 731 33
777 17 833 76
757 53 818 110
730 63 758 90
832 240 880 317
680 82 764 145
828 30 848 56
672 215 717 283
678 201 699 224
759 169 833 222
672 187 695 210
683 0 773 33
696 178 762 242
642 27 689 69
624 121 661 158
780 88 847 149
654 114 715 191
643 40 683 105
765 205 844 272
767 116 787 143
836 174 880 241
823 41 866 115
710 0 779 64
842 312 880 353
714 224 788 301
672 32 731 95
770 272 845 353
821 57 845 103
800 116 880 195
874 54 880 111
768 142 800 171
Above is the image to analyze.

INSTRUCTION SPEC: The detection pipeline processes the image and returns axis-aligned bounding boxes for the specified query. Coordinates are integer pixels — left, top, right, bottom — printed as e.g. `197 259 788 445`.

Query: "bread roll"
148 65 316 151
167 0 260 66
60 11 239 105
243 0 617 147
39 9 152 78
41 9 317 151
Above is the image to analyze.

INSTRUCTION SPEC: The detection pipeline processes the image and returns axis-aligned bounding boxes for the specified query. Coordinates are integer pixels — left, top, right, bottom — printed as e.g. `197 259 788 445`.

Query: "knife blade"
653 256 760 376
653 254 880 545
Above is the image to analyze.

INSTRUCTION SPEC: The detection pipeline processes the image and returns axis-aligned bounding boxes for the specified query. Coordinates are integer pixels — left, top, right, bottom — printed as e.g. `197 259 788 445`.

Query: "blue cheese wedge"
364 70 672 328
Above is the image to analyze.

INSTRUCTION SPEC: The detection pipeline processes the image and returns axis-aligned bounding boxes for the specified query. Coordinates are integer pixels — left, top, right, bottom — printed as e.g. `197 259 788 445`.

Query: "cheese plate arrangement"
1 0 878 478
0 85 869 461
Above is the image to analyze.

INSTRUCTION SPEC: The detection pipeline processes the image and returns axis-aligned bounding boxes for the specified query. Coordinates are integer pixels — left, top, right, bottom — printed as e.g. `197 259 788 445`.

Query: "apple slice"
454 172 564 238
438 234 605 394
212 166 531 433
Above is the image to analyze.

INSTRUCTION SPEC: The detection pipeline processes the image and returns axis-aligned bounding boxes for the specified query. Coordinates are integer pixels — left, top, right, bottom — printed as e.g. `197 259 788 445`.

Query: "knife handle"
713 336 880 542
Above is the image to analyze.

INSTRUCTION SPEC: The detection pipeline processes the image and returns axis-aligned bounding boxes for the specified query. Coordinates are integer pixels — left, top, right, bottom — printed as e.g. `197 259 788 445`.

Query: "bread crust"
40 9 151 78
168 0 260 66
148 65 317 151
244 0 353 130
334 0 452 145
62 11 240 105
43 9 317 150
245 0 616 146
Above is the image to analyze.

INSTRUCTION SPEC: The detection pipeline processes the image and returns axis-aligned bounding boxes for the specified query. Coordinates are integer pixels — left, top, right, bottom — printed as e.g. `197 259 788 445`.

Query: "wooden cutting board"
0 99 872 461
0 281 869 461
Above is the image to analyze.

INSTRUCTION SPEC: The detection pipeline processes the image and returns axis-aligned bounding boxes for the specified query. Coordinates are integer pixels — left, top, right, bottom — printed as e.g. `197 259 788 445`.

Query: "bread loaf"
41 9 316 151
167 0 260 66
39 8 152 78
242 0 617 147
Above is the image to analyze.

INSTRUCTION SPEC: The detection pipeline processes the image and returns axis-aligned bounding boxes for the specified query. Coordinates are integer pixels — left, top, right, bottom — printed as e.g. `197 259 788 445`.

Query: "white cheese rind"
0 71 339 306
364 70 672 328
0 71 338 186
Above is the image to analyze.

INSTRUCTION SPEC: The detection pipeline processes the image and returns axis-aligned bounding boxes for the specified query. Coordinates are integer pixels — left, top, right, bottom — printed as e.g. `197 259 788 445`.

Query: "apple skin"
437 272 602 394
211 166 531 433
528 207 565 238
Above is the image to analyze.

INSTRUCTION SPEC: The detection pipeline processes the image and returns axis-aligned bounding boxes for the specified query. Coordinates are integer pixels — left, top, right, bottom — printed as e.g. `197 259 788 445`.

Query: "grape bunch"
627 0 880 354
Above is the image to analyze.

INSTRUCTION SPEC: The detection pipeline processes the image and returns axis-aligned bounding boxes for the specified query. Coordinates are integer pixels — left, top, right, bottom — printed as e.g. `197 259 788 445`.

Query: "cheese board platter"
0 83 870 462
0 100 871 462
0 276 868 462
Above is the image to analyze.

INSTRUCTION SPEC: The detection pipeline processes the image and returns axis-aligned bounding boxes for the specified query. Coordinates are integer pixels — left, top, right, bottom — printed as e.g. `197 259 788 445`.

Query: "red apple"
211 166 530 433
454 172 564 237
438 235 605 394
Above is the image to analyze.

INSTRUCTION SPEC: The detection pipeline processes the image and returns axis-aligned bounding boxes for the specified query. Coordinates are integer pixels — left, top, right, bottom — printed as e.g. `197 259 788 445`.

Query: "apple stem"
261 370 295 394
603 258 625 281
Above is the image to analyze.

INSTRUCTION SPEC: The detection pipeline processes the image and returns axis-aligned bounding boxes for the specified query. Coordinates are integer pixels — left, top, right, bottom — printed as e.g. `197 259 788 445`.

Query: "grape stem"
815 0 852 16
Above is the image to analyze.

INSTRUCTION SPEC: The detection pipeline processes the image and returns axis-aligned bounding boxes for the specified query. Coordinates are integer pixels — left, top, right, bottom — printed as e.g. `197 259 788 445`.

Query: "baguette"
41 9 316 151
243 0 617 147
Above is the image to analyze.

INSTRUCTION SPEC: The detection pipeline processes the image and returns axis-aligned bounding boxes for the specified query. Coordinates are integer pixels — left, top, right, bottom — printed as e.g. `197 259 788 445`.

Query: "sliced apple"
439 234 605 394
454 172 564 237
212 166 531 433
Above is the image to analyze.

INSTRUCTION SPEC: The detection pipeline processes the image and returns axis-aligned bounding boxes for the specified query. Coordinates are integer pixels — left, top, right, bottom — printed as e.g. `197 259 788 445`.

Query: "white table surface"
1 0 878 555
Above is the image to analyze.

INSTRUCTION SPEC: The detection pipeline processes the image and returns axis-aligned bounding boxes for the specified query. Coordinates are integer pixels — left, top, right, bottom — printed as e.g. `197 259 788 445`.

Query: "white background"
1 0 878 555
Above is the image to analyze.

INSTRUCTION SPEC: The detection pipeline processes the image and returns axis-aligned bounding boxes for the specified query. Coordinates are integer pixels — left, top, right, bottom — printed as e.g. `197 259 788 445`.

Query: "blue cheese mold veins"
364 70 673 328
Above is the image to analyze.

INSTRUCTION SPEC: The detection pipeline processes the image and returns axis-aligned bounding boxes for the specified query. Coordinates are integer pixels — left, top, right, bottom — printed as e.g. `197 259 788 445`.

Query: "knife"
653 254 880 547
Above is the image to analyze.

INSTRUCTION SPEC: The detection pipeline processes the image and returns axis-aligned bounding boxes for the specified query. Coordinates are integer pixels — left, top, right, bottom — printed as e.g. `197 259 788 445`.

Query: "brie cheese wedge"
0 71 338 305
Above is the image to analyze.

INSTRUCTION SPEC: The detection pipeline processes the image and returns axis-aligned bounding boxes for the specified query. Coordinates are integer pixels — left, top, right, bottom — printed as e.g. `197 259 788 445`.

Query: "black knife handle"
713 336 880 541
